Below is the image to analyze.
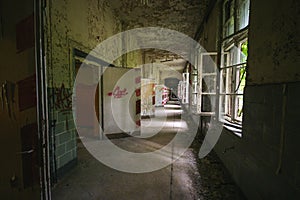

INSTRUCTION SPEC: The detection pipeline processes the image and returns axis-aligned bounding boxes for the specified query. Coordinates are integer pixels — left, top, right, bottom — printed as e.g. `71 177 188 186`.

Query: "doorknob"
17 149 34 155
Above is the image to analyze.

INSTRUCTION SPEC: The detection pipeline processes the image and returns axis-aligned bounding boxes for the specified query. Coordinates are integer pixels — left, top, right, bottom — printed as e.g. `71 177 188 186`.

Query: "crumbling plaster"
247 0 299 84
109 0 208 38
46 0 124 88
45 0 209 88
195 0 300 199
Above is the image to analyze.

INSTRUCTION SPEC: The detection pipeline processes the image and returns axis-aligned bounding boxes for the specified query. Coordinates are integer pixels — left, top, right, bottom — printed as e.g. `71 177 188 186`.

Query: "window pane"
238 0 250 30
227 95 233 116
224 0 232 21
226 67 234 94
201 95 216 112
236 66 246 93
220 69 227 93
219 95 226 118
236 41 247 93
202 76 216 93
223 0 235 37
221 52 229 68
235 95 243 121
240 41 248 62
202 55 217 73
220 0 249 125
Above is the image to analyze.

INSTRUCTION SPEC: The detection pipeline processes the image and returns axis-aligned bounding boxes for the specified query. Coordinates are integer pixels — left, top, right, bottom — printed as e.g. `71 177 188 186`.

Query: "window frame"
218 0 250 129
219 37 247 124
197 52 218 116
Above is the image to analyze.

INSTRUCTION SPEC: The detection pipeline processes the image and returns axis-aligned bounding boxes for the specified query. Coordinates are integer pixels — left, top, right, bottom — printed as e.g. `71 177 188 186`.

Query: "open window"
197 52 218 116
178 73 189 104
219 40 247 124
219 0 250 135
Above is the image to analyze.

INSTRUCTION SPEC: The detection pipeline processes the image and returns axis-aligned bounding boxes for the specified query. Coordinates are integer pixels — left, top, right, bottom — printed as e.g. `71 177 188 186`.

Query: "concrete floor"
52 102 246 200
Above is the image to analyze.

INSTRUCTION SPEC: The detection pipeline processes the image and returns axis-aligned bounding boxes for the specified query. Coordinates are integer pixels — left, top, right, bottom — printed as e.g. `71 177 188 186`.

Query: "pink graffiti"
108 86 128 98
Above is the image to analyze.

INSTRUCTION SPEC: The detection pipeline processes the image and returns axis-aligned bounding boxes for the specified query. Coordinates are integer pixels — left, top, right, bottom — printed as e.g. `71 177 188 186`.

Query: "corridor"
1 0 299 199
52 101 245 200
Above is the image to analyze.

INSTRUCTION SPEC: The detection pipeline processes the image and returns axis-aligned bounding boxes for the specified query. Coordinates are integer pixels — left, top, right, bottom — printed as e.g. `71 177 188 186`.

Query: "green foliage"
241 41 248 60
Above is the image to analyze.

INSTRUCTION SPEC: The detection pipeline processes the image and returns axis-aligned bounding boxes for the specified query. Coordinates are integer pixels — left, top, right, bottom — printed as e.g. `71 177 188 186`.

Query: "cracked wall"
45 0 144 177
46 0 123 88
44 0 128 176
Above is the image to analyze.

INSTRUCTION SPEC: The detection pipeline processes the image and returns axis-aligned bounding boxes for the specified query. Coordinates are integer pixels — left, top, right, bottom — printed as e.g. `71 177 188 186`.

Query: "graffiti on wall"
108 86 128 99
50 83 72 112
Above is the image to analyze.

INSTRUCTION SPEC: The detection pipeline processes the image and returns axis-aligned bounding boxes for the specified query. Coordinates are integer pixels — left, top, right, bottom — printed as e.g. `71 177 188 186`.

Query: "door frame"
34 0 51 199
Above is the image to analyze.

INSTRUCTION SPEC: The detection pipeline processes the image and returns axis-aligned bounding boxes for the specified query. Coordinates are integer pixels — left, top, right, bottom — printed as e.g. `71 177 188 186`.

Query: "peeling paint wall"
109 0 208 38
125 50 143 68
196 0 300 199
247 0 300 84
46 0 123 88
44 0 132 176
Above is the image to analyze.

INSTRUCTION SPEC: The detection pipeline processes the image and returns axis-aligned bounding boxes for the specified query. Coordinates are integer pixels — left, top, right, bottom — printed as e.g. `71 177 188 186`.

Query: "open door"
0 0 50 199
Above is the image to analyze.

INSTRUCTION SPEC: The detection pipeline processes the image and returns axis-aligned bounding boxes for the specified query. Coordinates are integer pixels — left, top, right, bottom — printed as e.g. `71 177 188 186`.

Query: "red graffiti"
108 86 128 98
135 76 141 84
135 88 141 97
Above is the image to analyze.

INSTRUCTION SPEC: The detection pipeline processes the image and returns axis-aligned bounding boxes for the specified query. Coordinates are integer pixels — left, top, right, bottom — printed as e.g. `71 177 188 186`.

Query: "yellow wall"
46 0 123 88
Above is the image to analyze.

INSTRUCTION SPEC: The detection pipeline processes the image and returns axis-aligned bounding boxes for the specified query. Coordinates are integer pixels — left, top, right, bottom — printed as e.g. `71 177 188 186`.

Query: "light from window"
219 0 249 127
238 0 250 30
223 0 250 37
220 40 247 124
223 0 235 37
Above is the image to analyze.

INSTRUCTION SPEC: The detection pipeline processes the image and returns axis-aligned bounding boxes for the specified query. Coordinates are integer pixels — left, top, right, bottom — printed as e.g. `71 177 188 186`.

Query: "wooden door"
0 0 44 199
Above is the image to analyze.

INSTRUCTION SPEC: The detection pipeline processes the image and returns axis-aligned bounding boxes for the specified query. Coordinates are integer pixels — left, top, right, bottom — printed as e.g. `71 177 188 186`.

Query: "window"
223 0 234 37
190 68 198 112
178 73 189 104
237 0 250 30
220 40 247 123
181 73 189 104
219 0 249 126
223 0 250 37
197 53 218 115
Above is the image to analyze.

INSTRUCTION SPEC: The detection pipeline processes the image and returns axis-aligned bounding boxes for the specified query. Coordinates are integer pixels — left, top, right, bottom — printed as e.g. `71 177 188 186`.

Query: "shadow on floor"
52 103 246 200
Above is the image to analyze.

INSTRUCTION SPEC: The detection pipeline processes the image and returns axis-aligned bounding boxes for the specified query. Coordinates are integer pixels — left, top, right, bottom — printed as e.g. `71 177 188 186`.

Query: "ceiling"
109 0 209 38
109 0 210 68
